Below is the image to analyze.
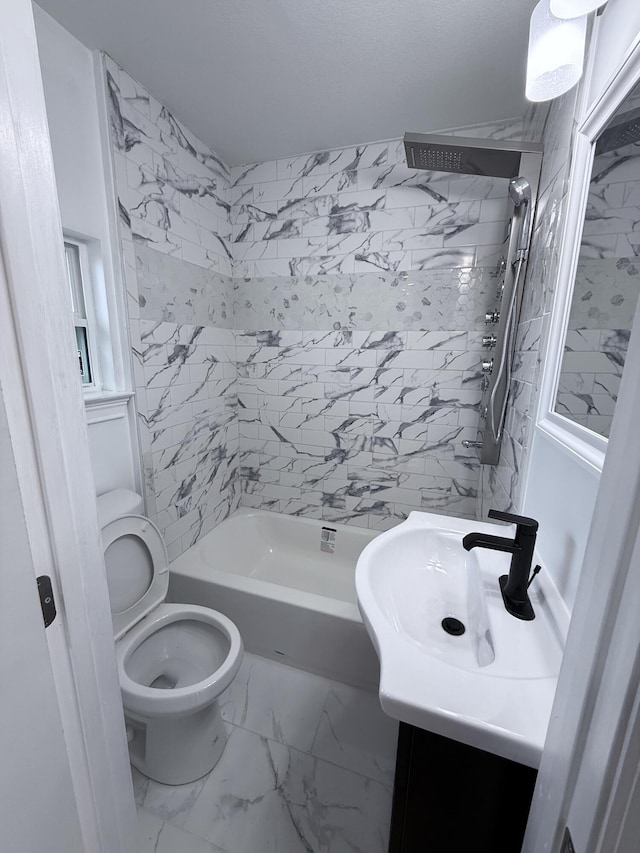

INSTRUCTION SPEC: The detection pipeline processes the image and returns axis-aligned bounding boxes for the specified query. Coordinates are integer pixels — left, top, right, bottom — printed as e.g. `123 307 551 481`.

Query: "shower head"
403 132 542 179
508 176 531 207
596 107 640 155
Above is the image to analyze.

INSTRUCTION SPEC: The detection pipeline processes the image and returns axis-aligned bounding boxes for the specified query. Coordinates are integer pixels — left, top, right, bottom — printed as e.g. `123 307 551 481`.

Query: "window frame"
64 236 102 393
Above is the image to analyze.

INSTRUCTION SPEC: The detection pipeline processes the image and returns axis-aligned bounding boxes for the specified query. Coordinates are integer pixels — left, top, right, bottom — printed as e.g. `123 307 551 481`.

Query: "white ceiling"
35 0 537 167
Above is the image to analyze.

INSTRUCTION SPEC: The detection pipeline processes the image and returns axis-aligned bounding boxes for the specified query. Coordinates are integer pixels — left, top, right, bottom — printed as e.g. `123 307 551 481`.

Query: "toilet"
97 489 243 786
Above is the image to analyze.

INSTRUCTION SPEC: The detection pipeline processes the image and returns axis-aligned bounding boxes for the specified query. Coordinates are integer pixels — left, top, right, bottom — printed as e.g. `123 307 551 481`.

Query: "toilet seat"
101 514 168 640
116 603 243 717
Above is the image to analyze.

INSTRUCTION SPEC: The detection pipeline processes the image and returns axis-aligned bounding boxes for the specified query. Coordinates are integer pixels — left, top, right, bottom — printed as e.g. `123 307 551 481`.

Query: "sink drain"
441 617 466 636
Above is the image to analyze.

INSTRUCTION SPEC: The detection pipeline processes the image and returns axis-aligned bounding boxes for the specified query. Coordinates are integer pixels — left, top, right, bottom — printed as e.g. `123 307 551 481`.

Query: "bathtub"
167 509 381 689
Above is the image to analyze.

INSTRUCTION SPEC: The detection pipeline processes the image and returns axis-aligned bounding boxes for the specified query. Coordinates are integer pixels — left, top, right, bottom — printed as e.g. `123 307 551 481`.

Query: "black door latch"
37 575 57 628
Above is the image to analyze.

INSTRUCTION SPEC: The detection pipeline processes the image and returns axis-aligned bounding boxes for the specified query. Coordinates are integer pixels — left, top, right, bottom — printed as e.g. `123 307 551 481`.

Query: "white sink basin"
356 511 566 767
373 527 495 672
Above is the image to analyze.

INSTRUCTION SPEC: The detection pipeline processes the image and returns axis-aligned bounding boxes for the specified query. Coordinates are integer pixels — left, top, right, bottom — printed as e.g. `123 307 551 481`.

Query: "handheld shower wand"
508 177 532 261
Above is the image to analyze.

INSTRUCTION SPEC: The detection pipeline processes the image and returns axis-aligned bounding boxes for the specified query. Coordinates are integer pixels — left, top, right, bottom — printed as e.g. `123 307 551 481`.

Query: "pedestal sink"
355 510 566 768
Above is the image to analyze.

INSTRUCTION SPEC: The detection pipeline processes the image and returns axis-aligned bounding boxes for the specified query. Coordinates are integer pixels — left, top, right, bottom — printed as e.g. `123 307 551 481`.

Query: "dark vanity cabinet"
389 724 537 853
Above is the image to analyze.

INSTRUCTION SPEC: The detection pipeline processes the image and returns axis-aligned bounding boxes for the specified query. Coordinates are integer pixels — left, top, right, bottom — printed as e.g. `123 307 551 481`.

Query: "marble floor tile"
282 745 393 853
134 766 211 829
218 652 331 753
311 682 398 786
134 654 396 852
136 807 226 853
182 726 392 853
132 766 149 807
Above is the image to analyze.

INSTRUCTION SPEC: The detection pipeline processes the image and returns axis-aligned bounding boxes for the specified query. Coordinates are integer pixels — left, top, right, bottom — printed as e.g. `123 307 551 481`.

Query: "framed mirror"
537 54 640 473
553 81 640 440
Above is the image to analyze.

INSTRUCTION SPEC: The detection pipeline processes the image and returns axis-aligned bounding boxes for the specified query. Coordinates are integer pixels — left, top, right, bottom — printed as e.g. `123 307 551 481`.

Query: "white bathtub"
168 509 381 689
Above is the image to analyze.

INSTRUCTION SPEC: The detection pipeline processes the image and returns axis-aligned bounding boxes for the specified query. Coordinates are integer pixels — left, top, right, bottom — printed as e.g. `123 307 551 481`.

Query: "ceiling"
35 0 537 167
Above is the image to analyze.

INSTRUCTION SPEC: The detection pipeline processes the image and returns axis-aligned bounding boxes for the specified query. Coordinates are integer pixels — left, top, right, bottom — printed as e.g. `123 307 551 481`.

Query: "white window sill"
84 390 134 408
84 391 134 426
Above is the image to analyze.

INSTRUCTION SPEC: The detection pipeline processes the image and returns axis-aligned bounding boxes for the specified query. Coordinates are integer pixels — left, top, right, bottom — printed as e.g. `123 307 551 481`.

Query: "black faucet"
462 509 539 621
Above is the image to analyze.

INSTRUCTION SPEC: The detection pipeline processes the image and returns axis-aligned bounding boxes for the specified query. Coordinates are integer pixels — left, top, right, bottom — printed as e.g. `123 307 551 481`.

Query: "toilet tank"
96 489 144 529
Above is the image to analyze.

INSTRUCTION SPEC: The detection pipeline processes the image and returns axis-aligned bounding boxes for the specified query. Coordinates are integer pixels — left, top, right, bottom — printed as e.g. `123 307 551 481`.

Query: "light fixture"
550 0 606 18
526 0 587 102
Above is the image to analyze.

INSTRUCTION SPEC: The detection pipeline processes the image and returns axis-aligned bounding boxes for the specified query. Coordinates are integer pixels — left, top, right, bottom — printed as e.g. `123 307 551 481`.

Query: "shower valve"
482 335 497 348
482 359 494 373
485 310 500 325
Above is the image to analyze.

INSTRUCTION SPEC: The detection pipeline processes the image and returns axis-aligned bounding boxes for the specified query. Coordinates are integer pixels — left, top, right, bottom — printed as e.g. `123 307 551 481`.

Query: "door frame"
0 1 135 850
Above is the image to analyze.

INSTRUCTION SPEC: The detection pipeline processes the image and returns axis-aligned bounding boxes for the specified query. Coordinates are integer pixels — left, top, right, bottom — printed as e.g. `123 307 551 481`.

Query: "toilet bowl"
98 489 243 785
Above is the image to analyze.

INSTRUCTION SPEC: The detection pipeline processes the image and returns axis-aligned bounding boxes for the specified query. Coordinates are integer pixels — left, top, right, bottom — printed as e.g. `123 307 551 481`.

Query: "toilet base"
126 698 227 785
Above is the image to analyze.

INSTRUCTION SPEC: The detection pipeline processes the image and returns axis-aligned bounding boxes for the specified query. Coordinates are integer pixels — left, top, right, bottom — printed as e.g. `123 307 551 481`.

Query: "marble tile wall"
134 317 239 555
229 124 520 278
237 327 489 529
106 56 239 558
233 266 500 331
106 51 539 536
135 243 233 326
229 123 532 526
106 57 232 274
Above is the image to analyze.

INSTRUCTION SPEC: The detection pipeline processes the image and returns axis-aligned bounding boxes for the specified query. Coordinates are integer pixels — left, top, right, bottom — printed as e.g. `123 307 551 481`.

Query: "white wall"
524 433 599 610
85 396 139 496
34 5 110 246
34 4 139 497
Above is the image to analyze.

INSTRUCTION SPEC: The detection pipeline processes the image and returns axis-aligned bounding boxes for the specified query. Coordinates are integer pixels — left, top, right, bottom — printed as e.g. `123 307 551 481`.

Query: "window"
64 239 100 390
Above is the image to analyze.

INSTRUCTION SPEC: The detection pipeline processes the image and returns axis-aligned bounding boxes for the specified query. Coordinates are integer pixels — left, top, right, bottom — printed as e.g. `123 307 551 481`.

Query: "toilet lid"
102 514 169 640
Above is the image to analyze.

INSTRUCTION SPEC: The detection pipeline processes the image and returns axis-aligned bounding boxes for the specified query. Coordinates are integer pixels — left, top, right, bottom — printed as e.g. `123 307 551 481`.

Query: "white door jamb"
0 1 135 850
